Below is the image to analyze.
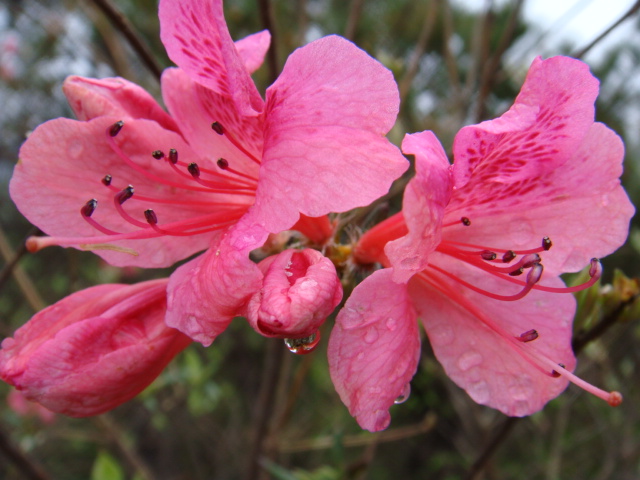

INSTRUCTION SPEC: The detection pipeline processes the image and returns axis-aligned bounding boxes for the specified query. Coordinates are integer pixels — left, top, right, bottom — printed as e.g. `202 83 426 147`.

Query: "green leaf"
91 451 125 480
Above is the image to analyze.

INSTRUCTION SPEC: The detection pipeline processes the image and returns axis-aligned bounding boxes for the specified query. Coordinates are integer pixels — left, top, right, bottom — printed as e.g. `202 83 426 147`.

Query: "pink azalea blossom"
9 0 407 346
0 279 191 417
329 56 634 432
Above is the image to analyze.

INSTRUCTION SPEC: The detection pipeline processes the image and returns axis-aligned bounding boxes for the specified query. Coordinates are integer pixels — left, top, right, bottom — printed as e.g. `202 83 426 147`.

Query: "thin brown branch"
440 0 462 98
475 0 524 122
399 1 439 103
257 0 279 84
87 0 163 81
574 0 640 59
0 225 45 311
278 412 437 453
0 424 52 480
344 0 366 41
463 417 519 480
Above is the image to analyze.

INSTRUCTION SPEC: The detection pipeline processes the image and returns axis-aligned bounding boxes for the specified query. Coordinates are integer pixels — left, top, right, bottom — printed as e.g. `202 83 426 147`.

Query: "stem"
257 0 279 84
0 424 52 480
573 0 640 59
88 0 163 81
344 0 366 41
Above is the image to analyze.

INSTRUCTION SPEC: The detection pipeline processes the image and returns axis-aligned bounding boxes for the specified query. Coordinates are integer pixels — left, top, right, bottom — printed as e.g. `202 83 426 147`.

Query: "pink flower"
329 56 634 432
0 279 191 417
10 0 407 345
7 390 56 424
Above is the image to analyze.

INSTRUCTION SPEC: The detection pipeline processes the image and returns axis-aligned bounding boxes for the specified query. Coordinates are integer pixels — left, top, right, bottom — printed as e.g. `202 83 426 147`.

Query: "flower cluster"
0 0 634 430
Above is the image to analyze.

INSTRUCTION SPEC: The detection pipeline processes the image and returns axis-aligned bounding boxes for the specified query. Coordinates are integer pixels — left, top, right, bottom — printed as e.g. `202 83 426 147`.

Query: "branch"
257 0 279 84
87 0 163 81
0 424 52 480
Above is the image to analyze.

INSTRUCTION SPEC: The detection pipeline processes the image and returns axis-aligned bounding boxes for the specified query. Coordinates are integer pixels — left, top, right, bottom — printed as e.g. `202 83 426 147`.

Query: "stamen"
211 120 261 165
217 158 229 169
115 185 134 205
109 120 124 137
188 163 201 178
461 217 471 226
169 148 178 164
81 199 98 217
152 150 165 160
542 236 552 251
144 209 158 225
499 259 602 294
102 174 112 186
517 329 539 342
509 267 524 276
503 250 516 263
481 250 497 261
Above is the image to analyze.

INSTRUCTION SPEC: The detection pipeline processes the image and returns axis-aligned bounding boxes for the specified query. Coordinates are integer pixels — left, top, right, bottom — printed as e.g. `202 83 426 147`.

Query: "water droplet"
467 380 490 404
284 330 320 355
69 143 84 159
400 256 421 270
457 350 483 371
385 318 397 331
363 327 379 344
394 384 411 404
428 323 454 346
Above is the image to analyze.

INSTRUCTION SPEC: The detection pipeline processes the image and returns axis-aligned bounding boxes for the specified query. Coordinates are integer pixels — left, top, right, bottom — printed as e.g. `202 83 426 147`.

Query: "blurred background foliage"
1 0 639 479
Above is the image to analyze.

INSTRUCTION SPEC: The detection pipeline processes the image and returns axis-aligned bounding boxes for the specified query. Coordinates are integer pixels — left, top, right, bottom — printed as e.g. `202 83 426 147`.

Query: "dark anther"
461 217 471 226
542 236 552 251
522 254 541 269
518 329 539 342
169 149 178 164
116 185 134 205
551 363 565 378
217 158 229 169
509 267 524 276
144 209 158 225
188 163 201 178
481 250 497 261
81 199 98 217
109 121 124 137
502 250 517 263
102 174 112 186
152 150 165 160
211 121 224 135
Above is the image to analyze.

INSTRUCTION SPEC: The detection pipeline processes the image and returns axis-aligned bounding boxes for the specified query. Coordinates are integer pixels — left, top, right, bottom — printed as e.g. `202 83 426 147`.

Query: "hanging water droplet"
284 330 320 355
394 383 411 404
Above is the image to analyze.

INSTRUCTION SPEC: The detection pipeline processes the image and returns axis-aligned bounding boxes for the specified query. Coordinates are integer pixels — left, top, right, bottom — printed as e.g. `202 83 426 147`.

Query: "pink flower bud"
247 249 343 338
0 279 191 417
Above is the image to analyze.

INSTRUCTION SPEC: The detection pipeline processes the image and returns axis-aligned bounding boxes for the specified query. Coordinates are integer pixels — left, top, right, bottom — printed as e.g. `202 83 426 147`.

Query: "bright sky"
454 0 636 61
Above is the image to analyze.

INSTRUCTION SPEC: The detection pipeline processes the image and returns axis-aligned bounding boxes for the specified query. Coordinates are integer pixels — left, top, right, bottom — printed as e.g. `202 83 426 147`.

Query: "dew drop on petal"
284 330 320 355
467 380 490 404
457 350 483 371
394 383 411 404
385 317 397 331
363 327 379 344
429 323 454 346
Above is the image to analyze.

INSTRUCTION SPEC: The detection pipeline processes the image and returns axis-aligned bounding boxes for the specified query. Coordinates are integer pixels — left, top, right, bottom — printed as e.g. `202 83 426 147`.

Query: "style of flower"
9 0 407 346
328 56 635 432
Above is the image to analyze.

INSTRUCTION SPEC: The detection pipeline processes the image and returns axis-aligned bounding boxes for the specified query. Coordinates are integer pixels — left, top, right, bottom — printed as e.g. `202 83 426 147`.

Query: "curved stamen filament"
443 239 549 256
211 121 261 165
102 181 245 207
428 262 543 302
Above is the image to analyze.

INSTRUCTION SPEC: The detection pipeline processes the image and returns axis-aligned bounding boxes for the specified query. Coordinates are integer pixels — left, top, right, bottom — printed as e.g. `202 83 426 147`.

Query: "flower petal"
444 122 635 275
63 76 179 132
328 269 420 432
11 116 247 267
258 35 408 232
165 219 268 346
161 67 263 177
410 256 576 416
246 249 342 338
386 131 453 283
452 56 599 188
0 280 191 417
158 0 263 115
235 30 271 74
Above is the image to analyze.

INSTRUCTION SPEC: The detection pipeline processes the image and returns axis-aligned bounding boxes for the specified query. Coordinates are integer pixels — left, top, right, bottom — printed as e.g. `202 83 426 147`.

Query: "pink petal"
246 249 342 338
63 76 179 132
10 116 250 267
165 219 268 346
444 122 634 276
410 255 576 416
328 269 420 432
452 56 599 188
158 0 263 115
386 131 453 282
0 280 191 417
161 67 263 177
7 390 56 423
235 30 271 74
257 35 408 232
